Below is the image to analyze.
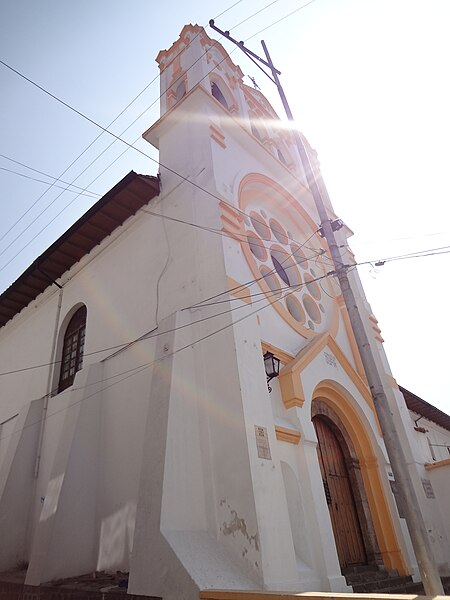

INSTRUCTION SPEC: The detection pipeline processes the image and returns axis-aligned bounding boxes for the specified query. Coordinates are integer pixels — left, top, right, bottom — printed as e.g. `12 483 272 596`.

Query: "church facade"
0 25 449 600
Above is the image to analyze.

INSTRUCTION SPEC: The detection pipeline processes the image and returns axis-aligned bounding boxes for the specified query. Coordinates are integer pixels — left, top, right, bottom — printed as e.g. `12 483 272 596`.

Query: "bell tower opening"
211 81 229 110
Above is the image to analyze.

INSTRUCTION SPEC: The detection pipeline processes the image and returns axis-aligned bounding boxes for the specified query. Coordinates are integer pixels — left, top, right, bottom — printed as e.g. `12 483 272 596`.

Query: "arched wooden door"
314 416 367 569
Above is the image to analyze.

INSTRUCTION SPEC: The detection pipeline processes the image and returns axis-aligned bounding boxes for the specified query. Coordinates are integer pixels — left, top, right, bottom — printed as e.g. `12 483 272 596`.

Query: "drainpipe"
34 285 64 478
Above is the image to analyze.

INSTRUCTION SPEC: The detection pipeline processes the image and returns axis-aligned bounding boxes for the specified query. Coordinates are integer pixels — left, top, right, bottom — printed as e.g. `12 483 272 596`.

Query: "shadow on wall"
96 502 136 572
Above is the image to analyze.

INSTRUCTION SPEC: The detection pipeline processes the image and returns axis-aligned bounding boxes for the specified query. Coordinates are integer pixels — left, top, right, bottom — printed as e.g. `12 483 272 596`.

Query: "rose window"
238 175 339 338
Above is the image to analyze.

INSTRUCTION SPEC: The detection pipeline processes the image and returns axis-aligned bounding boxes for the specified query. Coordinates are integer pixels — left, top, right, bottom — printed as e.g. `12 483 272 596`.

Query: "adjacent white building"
0 24 449 600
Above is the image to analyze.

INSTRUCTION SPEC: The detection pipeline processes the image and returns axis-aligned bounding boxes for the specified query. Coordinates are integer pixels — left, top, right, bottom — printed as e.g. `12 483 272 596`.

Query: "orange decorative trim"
425 458 450 471
169 55 182 85
219 200 243 222
279 369 305 409
219 200 246 243
279 333 381 429
157 25 244 80
221 214 243 235
156 24 202 68
312 381 409 576
260 341 295 366
210 124 226 148
282 395 304 409
200 590 422 600
227 277 252 305
221 228 244 242
275 425 301 444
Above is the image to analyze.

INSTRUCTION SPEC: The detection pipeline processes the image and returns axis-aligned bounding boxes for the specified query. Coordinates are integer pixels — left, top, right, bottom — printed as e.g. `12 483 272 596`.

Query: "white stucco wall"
1 23 449 599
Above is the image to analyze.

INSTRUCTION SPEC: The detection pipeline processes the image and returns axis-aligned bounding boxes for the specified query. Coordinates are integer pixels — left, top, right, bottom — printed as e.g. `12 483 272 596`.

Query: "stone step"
352 575 414 593
341 564 380 575
344 569 398 585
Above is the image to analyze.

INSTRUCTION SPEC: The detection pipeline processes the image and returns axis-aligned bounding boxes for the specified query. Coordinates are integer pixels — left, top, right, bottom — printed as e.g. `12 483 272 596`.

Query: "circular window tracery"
260 266 281 298
247 231 267 261
270 246 301 288
291 243 309 270
286 295 305 323
239 175 338 338
304 272 321 300
269 218 289 244
271 254 290 286
250 211 271 240
303 294 321 324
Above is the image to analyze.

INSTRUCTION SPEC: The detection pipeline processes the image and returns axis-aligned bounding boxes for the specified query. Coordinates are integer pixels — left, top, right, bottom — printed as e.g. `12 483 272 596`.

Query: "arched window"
277 148 287 165
58 306 87 392
175 80 186 102
211 82 229 110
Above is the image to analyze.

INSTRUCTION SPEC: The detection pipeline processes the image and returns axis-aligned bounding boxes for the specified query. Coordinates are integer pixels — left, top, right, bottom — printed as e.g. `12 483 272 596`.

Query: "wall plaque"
422 478 435 499
255 425 272 460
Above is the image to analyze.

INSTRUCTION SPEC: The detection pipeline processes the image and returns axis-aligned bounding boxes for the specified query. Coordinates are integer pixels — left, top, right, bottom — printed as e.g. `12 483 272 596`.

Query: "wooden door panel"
314 417 366 568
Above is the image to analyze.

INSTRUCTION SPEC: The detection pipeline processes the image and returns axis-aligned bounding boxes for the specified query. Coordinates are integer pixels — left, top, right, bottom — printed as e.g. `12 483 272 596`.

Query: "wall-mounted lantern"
263 351 280 393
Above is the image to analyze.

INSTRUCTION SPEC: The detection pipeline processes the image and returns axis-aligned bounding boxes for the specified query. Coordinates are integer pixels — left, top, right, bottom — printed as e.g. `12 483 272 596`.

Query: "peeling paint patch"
222 509 259 552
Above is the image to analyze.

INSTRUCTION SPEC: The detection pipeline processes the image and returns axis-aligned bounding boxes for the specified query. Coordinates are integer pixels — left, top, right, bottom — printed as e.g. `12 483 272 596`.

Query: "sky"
1 0 449 413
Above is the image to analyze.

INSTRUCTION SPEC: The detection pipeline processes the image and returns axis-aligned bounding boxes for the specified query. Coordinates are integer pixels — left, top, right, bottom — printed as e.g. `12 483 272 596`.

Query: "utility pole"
209 20 444 596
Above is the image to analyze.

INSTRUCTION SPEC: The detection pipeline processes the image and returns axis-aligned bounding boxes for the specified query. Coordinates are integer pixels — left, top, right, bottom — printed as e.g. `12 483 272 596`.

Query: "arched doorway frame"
312 380 408 575
312 401 380 568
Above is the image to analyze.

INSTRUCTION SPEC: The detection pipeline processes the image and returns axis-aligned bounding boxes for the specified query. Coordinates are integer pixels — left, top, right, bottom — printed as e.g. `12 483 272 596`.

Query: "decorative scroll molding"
275 426 301 445
278 333 377 419
425 458 450 471
210 123 226 148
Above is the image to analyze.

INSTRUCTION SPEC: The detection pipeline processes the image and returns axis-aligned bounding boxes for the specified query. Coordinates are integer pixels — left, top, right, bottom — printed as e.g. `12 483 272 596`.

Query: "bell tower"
129 23 413 600
156 24 247 118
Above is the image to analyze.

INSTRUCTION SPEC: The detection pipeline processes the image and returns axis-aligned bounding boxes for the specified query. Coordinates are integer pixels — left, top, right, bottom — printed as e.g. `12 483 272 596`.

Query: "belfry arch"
312 380 408 576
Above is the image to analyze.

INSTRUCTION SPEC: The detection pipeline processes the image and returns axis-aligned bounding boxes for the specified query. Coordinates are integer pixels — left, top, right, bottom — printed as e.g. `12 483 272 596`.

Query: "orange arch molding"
313 380 408 576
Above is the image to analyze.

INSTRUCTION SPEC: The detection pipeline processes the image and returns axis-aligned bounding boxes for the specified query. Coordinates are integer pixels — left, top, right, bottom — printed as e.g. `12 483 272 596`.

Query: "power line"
141 207 330 268
0 268 331 444
0 74 162 247
0 262 331 379
0 154 102 196
1 239 449 441
0 213 328 380
246 0 318 41
1 239 448 431
358 244 450 267
0 0 316 271
188 228 321 307
0 166 100 199
0 53 318 273
0 0 247 257
2 232 448 380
